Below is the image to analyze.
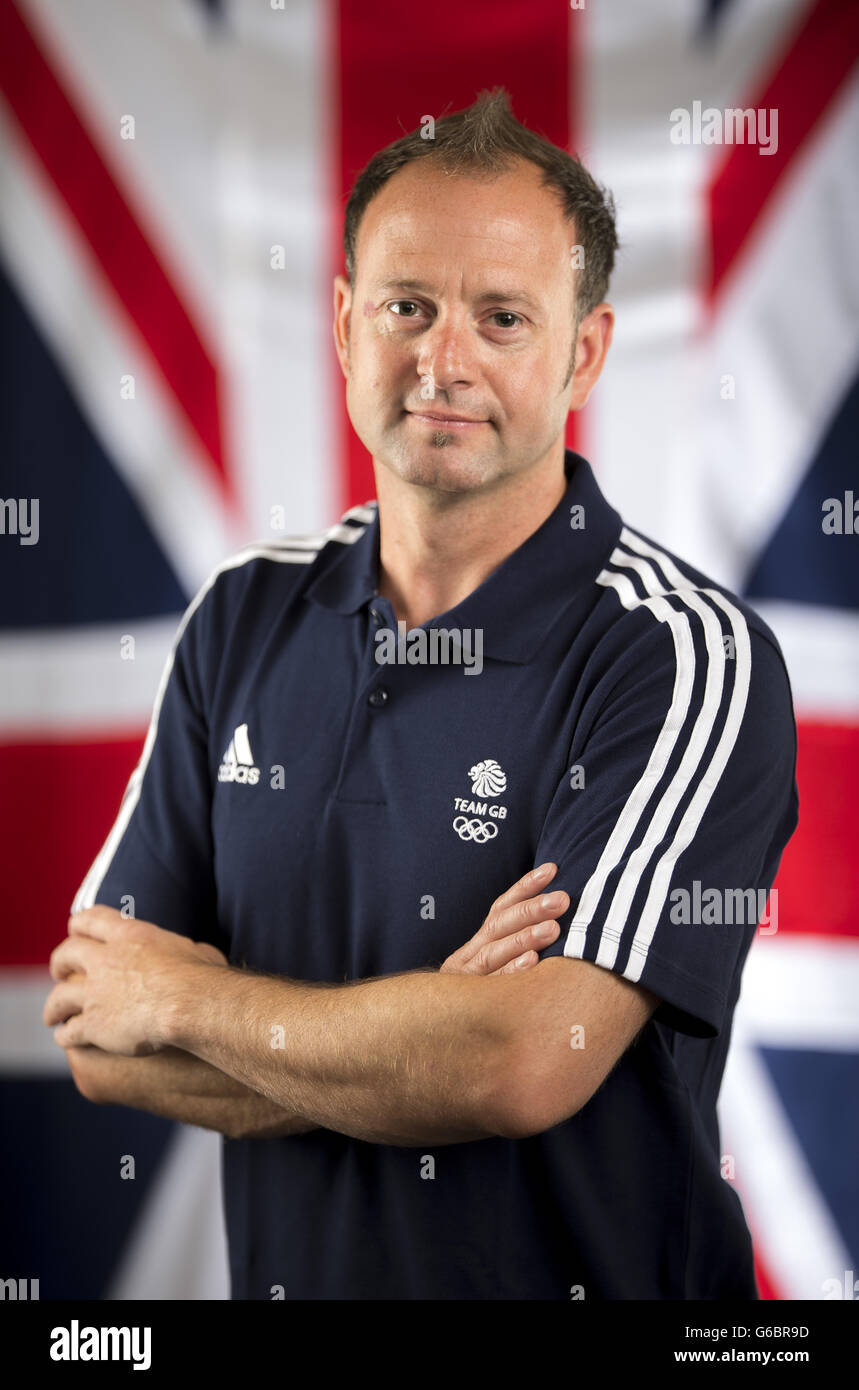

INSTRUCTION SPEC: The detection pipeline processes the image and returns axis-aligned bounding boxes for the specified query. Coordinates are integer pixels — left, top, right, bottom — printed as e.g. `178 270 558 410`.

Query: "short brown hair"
343 87 618 326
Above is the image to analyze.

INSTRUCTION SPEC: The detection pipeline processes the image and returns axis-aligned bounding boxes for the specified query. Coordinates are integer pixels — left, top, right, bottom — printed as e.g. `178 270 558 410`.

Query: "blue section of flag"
743 370 859 609
0 261 187 628
0 1078 175 1298
761 1046 859 1269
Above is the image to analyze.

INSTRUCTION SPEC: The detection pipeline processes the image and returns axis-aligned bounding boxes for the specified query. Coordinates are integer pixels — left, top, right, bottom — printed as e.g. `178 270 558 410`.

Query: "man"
45 89 798 1300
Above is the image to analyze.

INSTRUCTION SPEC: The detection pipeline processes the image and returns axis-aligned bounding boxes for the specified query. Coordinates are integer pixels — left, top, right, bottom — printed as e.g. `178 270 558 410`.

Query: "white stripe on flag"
0 618 180 733
720 1013 853 1300
105 1124 229 1300
696 75 859 587
751 600 859 722
0 970 67 1075
20 0 338 544
735 935 859 1051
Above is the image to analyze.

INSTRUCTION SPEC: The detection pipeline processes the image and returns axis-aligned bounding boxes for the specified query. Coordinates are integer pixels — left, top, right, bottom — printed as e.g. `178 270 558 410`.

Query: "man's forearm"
67 1045 318 1140
164 966 518 1146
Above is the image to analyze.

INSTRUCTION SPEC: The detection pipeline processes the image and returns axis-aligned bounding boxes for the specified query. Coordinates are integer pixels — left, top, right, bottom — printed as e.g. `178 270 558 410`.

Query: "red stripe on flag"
707 0 859 303
770 720 859 938
333 0 576 512
0 736 144 967
0 0 235 508
752 1242 784 1301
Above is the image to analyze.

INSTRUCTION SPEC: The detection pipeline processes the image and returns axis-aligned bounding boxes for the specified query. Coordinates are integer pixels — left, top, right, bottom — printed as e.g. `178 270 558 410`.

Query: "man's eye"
389 301 421 317
491 312 522 329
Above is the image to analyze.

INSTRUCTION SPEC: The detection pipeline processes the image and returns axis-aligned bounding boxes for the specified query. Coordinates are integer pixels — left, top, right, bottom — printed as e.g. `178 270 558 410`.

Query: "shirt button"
368 687 389 708
369 606 383 624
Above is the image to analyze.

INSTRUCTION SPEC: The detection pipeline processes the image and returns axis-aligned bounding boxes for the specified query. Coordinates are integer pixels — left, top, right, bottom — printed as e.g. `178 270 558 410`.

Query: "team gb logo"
452 758 510 844
469 759 507 797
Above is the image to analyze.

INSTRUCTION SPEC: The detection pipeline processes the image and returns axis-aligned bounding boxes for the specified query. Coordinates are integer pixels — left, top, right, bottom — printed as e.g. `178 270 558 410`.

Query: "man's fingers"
67 906 122 942
440 864 569 976
49 937 93 982
460 887 568 967
444 905 564 975
43 976 85 1027
450 864 557 965
494 950 538 975
468 917 562 974
478 872 565 947
484 863 558 926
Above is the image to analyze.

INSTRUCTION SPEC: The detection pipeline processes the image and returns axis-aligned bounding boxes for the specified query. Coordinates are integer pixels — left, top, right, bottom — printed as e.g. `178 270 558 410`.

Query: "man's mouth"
406 410 489 429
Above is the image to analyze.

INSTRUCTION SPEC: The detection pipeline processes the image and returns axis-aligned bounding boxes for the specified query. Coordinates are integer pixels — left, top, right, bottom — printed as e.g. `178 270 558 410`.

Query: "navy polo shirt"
75 449 799 1300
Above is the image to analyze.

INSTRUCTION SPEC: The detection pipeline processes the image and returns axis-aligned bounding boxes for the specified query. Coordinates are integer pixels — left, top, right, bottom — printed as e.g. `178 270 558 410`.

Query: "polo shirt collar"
305 449 622 664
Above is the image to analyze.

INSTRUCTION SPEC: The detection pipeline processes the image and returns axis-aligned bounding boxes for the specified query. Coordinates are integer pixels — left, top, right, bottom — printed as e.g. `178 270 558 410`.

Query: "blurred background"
0 0 856 1300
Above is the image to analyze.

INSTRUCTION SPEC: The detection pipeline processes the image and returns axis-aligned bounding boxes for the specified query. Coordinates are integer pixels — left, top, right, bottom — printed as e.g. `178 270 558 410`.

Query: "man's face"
334 158 587 496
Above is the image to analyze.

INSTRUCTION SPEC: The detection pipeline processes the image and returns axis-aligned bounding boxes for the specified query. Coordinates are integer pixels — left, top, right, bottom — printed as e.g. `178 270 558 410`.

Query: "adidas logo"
218 723 260 785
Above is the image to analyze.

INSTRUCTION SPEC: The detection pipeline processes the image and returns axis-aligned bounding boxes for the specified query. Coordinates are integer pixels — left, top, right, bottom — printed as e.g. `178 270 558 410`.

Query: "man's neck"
373 445 569 629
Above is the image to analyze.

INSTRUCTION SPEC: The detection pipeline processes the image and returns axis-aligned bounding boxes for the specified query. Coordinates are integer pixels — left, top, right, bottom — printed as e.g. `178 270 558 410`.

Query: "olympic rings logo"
452 816 498 843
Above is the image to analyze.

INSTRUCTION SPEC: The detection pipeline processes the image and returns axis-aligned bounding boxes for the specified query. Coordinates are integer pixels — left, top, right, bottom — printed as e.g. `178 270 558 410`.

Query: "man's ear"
333 274 352 378
568 302 614 412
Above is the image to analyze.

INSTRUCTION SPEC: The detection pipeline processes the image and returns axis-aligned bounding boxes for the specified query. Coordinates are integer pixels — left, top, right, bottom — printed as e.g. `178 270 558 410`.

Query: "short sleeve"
534 607 799 1038
71 575 229 956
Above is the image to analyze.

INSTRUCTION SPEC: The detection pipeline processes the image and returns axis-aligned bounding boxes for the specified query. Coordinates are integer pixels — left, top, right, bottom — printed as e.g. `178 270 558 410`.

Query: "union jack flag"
0 0 856 1299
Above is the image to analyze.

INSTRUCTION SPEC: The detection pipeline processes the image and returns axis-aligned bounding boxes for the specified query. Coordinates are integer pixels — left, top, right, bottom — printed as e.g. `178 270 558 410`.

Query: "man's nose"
417 312 479 390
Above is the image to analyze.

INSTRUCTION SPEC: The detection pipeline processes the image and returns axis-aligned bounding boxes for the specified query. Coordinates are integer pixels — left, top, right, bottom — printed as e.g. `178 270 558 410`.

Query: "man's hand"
441 862 568 976
43 907 226 1055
